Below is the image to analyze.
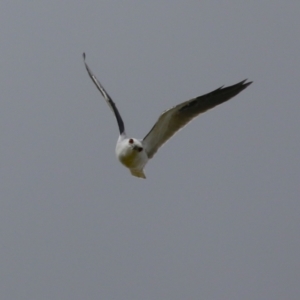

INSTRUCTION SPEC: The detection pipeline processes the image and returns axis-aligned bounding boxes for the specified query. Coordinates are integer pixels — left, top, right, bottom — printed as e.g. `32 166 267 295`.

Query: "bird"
83 53 252 179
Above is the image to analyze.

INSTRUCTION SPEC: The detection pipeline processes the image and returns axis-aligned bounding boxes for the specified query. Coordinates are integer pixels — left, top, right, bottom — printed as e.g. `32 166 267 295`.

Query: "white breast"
116 139 148 170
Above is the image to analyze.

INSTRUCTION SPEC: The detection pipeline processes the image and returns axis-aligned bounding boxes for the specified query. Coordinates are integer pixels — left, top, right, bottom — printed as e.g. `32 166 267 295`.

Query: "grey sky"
0 1 299 299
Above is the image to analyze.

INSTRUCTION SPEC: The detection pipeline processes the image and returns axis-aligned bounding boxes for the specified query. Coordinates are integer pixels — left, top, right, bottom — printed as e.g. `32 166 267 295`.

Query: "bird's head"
128 138 143 152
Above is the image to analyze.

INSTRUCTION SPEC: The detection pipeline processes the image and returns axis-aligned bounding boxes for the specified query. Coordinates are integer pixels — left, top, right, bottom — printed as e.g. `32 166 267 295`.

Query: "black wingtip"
242 79 253 89
216 79 252 91
242 79 253 85
83 52 86 60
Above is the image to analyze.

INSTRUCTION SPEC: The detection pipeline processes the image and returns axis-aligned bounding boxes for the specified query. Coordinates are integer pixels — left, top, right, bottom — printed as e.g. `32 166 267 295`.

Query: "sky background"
0 1 299 299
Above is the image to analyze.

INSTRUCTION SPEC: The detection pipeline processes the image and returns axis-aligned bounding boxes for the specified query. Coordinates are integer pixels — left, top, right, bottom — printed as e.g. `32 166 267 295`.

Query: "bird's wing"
143 80 252 159
83 53 125 135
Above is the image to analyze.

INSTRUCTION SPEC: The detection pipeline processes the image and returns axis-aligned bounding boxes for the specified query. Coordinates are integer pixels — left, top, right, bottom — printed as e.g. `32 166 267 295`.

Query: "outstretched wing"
83 53 125 135
143 80 252 159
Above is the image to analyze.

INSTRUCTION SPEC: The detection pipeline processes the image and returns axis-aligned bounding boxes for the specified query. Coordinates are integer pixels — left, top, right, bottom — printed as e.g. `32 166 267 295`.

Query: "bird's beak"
133 146 143 152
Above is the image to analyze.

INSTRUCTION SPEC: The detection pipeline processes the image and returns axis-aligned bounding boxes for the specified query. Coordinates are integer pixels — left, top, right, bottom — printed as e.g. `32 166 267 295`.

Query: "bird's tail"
130 169 146 179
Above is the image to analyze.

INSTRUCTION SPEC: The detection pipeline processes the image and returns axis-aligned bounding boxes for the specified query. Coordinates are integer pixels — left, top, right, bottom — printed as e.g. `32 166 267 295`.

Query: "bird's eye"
129 138 134 144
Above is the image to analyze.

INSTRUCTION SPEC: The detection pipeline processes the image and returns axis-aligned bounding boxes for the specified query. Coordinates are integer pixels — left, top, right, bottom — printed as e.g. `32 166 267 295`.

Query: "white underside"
115 136 149 179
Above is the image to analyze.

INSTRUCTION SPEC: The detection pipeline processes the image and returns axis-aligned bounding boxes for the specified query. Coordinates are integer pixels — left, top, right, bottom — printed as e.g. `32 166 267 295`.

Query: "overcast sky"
0 1 299 299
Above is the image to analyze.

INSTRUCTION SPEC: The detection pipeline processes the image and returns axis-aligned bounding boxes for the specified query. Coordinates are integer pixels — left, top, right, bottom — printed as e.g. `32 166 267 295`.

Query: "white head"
115 136 148 171
127 138 143 152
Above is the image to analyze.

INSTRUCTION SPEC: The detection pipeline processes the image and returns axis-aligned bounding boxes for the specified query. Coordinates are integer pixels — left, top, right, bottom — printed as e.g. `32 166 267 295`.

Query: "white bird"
83 53 252 179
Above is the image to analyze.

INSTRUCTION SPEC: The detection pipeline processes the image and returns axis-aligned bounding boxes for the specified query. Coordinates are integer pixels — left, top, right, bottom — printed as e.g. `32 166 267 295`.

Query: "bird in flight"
83 53 252 179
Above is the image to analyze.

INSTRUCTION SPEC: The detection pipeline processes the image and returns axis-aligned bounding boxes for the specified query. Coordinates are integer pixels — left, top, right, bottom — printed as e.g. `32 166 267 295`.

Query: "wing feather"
83 53 125 135
143 80 252 159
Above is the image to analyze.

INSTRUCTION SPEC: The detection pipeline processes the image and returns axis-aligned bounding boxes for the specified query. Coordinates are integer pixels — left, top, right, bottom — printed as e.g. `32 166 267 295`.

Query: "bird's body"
116 136 148 178
83 53 252 179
